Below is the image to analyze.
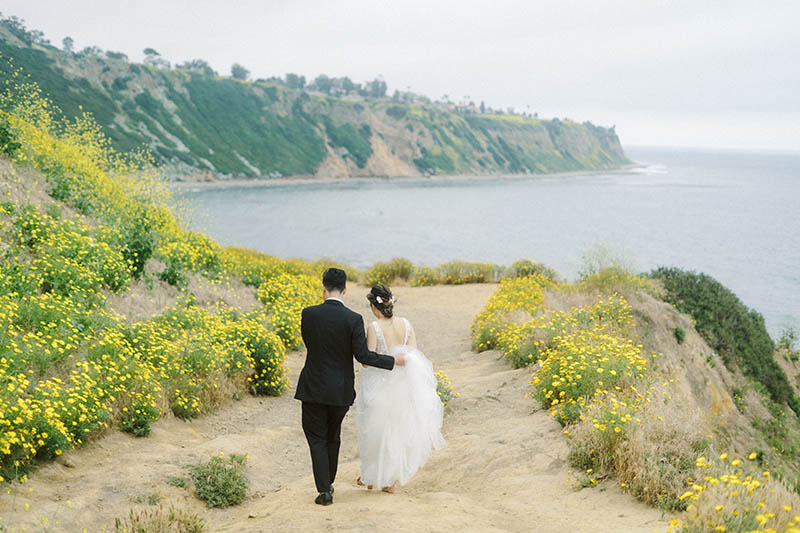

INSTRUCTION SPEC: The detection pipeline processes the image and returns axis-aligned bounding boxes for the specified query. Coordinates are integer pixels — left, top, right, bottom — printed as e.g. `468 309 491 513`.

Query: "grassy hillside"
0 26 628 180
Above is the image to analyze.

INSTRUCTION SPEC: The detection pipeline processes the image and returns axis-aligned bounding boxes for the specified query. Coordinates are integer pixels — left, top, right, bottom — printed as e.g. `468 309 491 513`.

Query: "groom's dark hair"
322 268 347 292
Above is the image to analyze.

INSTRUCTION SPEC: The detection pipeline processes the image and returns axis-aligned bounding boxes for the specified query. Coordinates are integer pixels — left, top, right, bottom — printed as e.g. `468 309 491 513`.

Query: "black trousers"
301 402 350 493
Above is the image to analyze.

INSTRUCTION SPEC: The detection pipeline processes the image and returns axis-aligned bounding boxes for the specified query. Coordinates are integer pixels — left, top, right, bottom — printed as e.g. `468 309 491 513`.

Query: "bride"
355 284 445 493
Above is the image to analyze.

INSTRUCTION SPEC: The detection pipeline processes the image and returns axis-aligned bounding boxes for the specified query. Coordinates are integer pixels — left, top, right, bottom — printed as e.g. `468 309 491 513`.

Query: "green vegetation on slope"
651 267 800 416
0 24 628 179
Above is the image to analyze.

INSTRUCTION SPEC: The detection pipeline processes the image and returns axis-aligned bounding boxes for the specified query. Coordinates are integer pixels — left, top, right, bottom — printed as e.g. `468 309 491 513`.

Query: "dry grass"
613 388 709 511
776 351 800 397
0 157 75 215
187 275 260 314
105 265 260 324
113 503 206 532
566 382 710 511
542 286 599 313
675 457 800 532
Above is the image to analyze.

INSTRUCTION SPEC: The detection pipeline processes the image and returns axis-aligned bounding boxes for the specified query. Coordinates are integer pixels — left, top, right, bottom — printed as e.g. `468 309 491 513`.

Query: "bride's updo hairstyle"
367 285 394 318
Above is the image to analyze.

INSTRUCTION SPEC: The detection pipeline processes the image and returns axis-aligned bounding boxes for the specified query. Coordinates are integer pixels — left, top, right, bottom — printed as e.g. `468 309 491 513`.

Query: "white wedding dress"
356 318 445 488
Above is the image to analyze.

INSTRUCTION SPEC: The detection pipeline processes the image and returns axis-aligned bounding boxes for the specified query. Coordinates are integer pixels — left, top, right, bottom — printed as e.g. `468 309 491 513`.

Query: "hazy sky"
4 0 799 150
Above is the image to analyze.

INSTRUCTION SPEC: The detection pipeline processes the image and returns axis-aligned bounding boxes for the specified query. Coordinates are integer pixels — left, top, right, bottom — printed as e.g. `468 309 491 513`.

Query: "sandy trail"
0 284 670 532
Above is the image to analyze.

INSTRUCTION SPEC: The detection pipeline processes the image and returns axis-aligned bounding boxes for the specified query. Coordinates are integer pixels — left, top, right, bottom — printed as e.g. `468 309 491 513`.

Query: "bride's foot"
381 482 397 494
356 477 373 490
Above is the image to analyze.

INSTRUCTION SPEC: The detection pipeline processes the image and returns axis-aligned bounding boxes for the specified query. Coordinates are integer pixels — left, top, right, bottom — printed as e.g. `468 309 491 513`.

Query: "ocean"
182 146 800 336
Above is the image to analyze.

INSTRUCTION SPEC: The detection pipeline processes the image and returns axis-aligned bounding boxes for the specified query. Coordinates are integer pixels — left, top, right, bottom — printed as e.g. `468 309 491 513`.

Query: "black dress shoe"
315 491 333 506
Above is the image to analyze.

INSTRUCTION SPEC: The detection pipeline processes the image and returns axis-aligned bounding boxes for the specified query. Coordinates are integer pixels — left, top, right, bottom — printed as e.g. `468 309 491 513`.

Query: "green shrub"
256 273 318 350
311 258 361 283
674 326 685 344
413 146 455 175
651 267 797 414
778 328 799 362
751 403 800 460
364 262 394 286
121 212 155 279
579 265 661 296
44 203 61 220
34 226 131 296
256 272 316 307
166 476 189 488
229 324 287 396
0 116 22 156
187 453 249 508
158 259 188 288
134 491 162 505
12 205 51 247
410 266 438 287
511 259 560 282
29 414 71 462
37 158 95 215
777 327 797 351
504 337 541 369
438 261 501 284
121 402 160 437
435 371 458 404
364 257 413 286
386 106 407 119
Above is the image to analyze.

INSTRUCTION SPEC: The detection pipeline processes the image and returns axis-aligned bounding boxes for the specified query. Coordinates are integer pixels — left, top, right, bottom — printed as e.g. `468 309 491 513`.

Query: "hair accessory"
376 296 383 304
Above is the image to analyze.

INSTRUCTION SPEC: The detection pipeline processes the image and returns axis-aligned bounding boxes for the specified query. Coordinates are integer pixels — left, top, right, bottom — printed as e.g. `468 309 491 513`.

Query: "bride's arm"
363 323 377 368
407 323 418 349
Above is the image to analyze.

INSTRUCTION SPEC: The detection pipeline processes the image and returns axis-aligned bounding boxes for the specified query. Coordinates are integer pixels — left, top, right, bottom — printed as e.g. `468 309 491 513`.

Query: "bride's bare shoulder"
396 317 414 331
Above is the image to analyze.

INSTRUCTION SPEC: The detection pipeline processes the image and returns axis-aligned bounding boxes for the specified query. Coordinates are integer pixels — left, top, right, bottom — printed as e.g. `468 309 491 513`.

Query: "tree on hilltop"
62 36 74 53
231 63 250 80
106 51 128 61
0 13 48 45
367 77 387 98
177 59 217 76
285 73 306 89
78 46 102 58
311 74 333 94
143 48 170 69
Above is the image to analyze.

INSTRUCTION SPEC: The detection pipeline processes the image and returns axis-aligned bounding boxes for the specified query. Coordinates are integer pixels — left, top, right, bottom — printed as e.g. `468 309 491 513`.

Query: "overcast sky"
4 0 799 150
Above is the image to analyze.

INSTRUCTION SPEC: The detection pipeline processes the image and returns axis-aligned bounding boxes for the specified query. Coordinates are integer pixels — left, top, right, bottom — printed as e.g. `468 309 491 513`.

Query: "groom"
295 268 405 505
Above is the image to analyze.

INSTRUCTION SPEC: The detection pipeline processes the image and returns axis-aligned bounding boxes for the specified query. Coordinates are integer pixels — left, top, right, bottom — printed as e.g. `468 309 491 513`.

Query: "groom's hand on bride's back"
394 353 406 367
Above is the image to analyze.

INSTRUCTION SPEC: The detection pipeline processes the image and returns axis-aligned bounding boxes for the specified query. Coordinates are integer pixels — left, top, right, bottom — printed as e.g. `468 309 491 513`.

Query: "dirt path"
0 284 671 532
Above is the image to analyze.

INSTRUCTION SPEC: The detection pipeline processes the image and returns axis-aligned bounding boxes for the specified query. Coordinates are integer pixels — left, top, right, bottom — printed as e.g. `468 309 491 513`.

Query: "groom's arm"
351 319 400 370
300 307 310 349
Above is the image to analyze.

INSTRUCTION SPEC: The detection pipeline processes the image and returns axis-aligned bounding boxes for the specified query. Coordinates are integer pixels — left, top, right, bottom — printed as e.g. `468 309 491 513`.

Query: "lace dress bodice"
371 318 411 354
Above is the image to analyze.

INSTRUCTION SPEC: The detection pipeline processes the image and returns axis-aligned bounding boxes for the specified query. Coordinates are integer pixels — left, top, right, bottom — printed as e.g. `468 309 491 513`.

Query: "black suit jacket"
295 299 395 406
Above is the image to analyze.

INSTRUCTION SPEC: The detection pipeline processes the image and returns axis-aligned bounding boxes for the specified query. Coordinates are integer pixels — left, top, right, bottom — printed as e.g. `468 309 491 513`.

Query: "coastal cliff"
0 26 628 180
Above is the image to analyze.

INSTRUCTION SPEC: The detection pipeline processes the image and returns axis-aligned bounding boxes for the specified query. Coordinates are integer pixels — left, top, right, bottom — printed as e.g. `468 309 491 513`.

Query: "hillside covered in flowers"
2 59 800 532
0 66 334 483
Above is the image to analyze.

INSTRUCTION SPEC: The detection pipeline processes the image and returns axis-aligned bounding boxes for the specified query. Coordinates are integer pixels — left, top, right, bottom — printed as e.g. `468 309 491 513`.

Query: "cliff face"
0 29 629 180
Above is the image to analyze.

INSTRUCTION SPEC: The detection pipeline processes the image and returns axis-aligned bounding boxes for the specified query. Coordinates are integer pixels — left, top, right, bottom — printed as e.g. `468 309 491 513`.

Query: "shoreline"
168 163 642 191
